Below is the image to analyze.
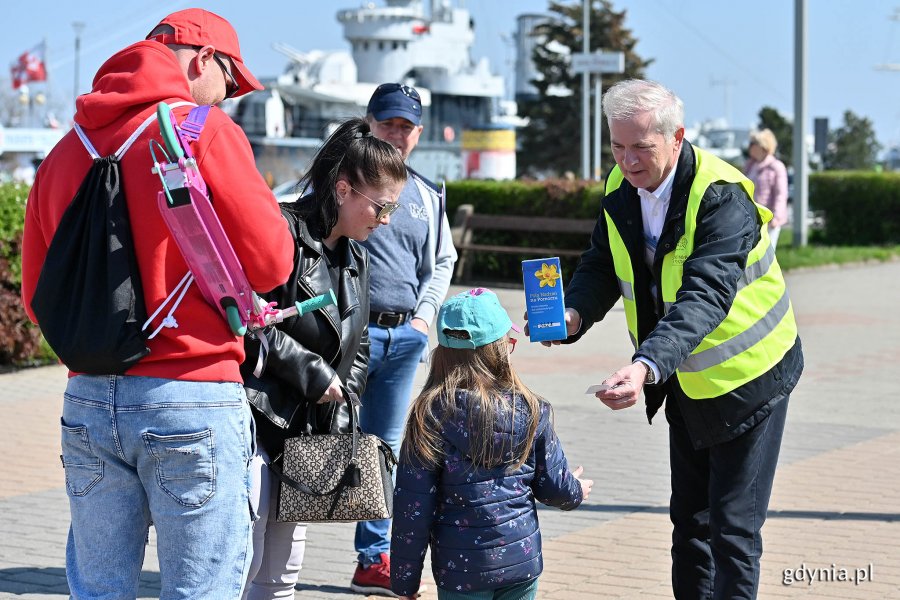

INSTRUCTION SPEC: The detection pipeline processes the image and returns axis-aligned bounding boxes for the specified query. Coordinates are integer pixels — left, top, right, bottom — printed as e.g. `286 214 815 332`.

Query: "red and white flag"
11 41 47 89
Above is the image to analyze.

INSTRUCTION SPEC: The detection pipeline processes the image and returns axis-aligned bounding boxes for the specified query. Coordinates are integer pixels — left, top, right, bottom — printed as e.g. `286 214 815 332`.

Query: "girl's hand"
572 465 593 501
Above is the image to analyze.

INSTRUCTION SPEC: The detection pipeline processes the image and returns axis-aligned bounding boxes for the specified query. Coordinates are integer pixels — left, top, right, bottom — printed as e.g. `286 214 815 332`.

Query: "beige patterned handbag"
271 392 396 523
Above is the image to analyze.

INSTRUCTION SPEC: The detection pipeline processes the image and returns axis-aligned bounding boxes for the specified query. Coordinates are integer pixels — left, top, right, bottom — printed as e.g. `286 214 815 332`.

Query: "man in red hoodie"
21 9 293 599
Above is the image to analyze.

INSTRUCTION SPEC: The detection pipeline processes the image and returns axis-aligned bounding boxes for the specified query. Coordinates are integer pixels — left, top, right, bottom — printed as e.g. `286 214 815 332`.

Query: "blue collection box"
522 257 568 343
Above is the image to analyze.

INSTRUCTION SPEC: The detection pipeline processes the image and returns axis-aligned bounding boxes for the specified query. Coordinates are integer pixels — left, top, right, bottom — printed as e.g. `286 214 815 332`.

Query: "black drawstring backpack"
31 114 160 374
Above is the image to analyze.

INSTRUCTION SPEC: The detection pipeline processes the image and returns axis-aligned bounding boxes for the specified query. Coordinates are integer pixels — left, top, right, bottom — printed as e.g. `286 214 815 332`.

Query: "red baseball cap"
146 8 263 97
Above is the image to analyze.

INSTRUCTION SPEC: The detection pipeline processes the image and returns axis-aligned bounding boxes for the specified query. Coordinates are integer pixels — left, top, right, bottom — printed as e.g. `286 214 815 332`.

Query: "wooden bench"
450 204 596 281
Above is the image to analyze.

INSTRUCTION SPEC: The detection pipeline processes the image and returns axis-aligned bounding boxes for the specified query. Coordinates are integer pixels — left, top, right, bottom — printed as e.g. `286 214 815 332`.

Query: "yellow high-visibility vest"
604 147 797 399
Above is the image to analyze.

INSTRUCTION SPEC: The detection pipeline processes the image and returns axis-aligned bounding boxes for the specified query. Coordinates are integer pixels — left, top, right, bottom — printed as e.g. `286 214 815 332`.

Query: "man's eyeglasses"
212 53 240 99
374 82 420 102
194 46 239 99
350 186 400 220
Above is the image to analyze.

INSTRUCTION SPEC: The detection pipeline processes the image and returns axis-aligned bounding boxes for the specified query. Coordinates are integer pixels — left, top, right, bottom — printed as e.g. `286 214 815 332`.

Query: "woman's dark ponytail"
293 118 407 239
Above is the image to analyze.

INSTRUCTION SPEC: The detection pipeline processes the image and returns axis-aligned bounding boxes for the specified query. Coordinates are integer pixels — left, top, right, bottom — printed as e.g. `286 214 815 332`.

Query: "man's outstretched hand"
593 362 649 410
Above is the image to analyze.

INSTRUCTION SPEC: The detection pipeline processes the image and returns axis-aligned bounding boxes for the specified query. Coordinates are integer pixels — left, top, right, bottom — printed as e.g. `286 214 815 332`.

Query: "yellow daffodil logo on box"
534 262 561 287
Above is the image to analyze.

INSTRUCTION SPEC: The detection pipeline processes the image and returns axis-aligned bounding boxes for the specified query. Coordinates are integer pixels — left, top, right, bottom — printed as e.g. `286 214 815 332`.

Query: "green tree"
757 106 793 168
824 110 881 170
517 0 650 178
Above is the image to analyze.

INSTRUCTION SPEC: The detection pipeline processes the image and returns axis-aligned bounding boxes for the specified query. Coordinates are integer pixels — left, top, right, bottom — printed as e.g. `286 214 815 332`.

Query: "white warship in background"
230 0 525 184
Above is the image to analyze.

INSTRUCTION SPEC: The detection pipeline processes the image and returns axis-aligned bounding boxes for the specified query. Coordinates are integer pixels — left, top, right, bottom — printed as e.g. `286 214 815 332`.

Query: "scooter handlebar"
248 289 337 331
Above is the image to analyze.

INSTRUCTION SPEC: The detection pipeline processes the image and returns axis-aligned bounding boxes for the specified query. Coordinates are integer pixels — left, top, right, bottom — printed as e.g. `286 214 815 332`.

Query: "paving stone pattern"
2 261 898 599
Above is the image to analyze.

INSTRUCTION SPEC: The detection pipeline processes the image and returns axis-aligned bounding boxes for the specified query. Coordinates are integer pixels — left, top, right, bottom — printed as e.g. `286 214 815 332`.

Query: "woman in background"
744 128 789 247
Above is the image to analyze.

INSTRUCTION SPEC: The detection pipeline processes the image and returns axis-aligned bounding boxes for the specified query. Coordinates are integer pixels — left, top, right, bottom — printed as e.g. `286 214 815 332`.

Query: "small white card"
585 384 612 395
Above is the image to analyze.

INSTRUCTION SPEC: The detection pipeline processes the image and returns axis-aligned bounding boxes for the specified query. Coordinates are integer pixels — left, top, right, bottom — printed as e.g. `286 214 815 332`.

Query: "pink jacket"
744 155 788 228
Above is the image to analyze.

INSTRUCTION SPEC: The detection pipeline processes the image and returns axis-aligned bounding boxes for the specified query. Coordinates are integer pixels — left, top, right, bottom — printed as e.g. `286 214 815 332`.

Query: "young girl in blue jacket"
390 288 593 600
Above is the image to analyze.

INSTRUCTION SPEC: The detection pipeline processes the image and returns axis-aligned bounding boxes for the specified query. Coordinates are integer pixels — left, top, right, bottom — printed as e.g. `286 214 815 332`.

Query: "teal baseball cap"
437 288 521 349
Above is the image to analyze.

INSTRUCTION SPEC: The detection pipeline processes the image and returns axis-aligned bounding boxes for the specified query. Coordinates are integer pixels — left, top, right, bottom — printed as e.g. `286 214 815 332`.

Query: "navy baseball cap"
367 83 422 126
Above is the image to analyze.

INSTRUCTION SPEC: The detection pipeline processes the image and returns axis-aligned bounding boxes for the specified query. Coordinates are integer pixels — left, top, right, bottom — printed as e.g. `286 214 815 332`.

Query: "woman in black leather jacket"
241 117 407 600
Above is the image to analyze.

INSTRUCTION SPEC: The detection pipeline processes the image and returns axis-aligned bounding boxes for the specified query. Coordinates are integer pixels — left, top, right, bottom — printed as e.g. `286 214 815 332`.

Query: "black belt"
370 310 411 328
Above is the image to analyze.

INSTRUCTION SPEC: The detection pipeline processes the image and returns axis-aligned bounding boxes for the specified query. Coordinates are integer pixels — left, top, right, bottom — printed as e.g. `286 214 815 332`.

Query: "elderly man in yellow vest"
527 79 804 600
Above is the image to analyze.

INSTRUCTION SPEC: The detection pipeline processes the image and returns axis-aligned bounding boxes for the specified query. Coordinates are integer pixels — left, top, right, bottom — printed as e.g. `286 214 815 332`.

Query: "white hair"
602 79 684 139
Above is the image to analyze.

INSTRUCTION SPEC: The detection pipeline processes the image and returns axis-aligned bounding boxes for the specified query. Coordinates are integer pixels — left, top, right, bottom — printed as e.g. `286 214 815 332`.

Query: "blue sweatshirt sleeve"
530 403 583 511
390 458 439 596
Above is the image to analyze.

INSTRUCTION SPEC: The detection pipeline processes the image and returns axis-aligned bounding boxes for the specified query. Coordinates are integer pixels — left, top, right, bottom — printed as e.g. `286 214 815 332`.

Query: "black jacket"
565 142 803 449
242 201 370 454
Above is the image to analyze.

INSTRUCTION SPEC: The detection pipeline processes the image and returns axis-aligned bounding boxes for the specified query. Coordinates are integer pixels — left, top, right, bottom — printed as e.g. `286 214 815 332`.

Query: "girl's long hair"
292 117 407 239
403 336 542 472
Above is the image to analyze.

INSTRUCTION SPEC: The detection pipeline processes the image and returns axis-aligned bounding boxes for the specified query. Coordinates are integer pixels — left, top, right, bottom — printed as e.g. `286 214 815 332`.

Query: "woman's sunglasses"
351 186 400 220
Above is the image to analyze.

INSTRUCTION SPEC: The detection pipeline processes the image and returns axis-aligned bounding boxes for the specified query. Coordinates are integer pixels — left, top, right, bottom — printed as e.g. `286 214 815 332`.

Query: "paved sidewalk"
1 261 899 599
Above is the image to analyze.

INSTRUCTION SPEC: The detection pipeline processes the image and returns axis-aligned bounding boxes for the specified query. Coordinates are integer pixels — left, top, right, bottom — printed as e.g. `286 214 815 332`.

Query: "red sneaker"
350 552 398 597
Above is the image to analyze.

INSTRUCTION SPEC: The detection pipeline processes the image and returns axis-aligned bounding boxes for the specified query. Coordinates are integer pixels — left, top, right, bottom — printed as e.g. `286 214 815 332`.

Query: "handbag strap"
269 388 362 498
268 457 358 497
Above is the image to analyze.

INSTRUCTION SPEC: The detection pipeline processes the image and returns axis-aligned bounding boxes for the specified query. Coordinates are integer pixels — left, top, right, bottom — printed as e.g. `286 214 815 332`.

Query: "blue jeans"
668 392 789 600
354 321 429 566
437 578 539 600
61 375 255 600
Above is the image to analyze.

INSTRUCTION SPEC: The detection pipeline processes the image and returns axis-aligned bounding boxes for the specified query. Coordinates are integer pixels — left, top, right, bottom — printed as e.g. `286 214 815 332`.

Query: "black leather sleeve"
260 323 337 404
345 243 370 399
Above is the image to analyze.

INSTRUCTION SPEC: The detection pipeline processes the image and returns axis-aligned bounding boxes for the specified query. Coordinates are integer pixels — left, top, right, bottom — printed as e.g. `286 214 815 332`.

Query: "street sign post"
572 51 624 179
572 51 625 74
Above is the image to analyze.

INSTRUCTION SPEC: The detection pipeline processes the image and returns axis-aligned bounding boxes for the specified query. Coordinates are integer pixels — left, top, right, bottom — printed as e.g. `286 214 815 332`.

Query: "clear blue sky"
5 0 900 150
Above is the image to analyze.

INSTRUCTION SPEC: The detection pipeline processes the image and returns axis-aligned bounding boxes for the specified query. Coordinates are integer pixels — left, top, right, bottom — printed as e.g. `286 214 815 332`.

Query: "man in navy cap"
350 83 457 596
